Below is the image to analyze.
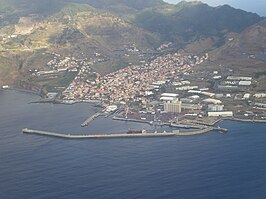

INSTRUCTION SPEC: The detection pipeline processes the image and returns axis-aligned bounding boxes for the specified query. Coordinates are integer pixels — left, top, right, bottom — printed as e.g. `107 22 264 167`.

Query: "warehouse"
239 81 252 86
227 76 252 81
161 93 179 98
208 111 233 117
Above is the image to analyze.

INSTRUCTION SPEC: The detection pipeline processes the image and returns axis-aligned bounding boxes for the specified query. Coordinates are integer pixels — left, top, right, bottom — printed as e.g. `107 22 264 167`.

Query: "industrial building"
160 96 177 101
164 99 182 113
227 76 252 81
161 93 179 98
182 103 202 110
254 102 266 108
208 104 224 111
202 98 222 105
254 93 266 98
239 81 252 86
208 111 233 117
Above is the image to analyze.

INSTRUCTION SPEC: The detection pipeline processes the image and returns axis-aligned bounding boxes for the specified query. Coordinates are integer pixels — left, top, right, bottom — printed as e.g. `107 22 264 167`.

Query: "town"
26 49 266 129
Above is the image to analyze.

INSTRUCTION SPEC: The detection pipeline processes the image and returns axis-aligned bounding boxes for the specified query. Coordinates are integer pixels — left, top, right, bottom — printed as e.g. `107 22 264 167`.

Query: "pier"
81 112 105 127
112 116 152 125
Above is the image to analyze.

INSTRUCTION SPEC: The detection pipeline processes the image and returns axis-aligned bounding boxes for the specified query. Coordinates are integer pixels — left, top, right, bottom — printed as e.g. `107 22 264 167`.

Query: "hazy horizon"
164 0 266 16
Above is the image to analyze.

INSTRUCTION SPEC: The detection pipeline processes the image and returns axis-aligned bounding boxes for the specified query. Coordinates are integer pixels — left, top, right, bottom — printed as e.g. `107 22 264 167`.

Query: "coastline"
2 89 265 139
3 89 266 124
0 87 41 96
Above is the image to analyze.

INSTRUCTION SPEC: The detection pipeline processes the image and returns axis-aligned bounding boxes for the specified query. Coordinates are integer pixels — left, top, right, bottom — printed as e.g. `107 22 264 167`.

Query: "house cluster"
62 53 208 105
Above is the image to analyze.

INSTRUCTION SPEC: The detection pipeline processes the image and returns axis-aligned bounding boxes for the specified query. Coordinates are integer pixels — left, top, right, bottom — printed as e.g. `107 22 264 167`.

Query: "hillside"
195 19 266 89
210 19 266 61
0 0 166 20
0 3 160 87
0 0 265 90
135 1 263 47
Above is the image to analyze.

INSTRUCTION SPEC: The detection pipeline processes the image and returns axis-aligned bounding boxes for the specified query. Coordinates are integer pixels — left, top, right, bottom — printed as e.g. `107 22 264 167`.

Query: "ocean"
0 89 266 199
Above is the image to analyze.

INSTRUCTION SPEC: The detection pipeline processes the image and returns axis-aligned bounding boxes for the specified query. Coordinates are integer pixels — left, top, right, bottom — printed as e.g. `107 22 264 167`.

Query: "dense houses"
62 53 208 105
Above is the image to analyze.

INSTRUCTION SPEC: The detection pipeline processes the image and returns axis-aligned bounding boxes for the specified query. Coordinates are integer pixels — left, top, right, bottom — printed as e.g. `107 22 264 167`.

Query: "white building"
161 93 179 98
176 86 198 91
145 91 154 96
254 93 266 98
227 76 252 81
243 93 251 99
213 75 222 80
188 90 201 94
164 100 182 113
105 105 118 113
239 81 252 86
181 80 191 85
208 104 224 111
160 96 177 101
2 85 9 89
189 95 200 100
202 98 222 105
208 111 233 117
201 92 215 97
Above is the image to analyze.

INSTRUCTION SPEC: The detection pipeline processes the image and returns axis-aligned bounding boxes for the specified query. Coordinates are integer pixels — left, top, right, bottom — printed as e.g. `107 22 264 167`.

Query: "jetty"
177 127 217 136
22 126 228 139
112 116 152 125
22 128 179 139
81 112 105 127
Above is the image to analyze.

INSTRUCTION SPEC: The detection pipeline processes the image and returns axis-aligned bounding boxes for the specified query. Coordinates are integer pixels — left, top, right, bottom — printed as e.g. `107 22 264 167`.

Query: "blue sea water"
1 89 266 199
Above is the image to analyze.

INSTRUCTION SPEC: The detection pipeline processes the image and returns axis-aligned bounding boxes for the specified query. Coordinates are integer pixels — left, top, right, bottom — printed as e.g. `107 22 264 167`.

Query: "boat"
127 129 143 134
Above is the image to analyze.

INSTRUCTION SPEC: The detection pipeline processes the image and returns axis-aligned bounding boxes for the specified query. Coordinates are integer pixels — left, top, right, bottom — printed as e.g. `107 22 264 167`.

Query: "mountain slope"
210 19 266 62
0 3 160 87
195 19 266 83
0 0 166 19
0 0 265 89
135 1 263 45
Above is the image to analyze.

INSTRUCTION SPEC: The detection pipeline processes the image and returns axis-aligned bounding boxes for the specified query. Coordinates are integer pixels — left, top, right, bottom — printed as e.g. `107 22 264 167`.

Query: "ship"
127 129 145 134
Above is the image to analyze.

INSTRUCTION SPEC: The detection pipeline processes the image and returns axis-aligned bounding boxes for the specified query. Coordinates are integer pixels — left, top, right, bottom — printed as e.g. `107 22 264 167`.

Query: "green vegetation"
44 71 78 92
255 71 266 78
135 2 263 42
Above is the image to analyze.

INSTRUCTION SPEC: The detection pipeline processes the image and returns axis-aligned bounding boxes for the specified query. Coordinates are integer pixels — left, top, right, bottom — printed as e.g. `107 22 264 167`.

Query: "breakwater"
22 128 179 139
22 126 228 139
